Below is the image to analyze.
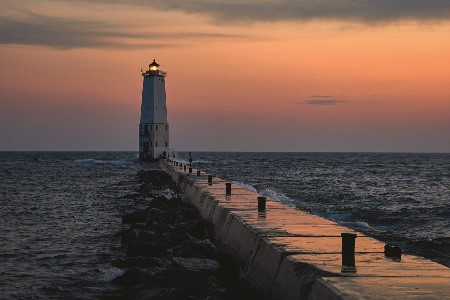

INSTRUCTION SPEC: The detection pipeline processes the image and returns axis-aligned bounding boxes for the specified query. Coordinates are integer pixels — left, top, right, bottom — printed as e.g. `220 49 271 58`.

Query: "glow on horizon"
0 1 449 152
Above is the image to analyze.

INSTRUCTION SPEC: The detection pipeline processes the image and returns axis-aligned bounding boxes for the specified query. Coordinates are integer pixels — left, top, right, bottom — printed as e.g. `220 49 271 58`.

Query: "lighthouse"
139 59 169 161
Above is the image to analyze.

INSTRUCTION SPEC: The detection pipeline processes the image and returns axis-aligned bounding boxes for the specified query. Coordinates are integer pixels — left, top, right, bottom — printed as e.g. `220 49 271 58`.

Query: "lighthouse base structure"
139 153 164 162
138 122 169 162
138 149 167 162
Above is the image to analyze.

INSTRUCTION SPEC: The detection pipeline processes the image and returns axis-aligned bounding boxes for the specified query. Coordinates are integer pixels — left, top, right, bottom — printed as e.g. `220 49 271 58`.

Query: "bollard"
208 175 213 185
197 170 201 176
189 167 192 173
258 196 266 212
384 244 402 260
225 182 231 195
341 233 357 272
184 165 187 171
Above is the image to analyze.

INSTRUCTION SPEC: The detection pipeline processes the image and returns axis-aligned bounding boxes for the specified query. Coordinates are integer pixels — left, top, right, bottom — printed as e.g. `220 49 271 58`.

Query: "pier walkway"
161 160 450 299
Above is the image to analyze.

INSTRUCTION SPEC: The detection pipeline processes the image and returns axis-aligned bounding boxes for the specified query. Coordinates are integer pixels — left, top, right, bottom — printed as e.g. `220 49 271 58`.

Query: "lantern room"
142 59 166 77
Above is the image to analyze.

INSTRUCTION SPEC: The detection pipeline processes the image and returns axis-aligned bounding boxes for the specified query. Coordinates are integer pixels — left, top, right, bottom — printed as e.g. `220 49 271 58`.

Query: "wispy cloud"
304 99 347 106
0 12 243 49
68 0 450 23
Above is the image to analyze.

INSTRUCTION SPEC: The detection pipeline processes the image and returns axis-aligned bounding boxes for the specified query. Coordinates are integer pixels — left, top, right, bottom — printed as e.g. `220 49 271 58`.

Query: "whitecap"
173 159 212 165
232 181 257 193
260 188 294 203
341 221 372 229
98 267 124 282
154 188 177 199
73 159 133 165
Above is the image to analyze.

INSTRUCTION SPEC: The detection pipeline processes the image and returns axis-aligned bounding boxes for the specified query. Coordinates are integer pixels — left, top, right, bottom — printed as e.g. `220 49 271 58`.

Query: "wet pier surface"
162 160 450 299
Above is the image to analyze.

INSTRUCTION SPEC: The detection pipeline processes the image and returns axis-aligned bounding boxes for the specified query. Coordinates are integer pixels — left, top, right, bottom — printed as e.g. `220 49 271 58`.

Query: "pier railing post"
208 175 213 185
225 182 231 195
384 244 402 260
341 233 357 272
258 196 266 212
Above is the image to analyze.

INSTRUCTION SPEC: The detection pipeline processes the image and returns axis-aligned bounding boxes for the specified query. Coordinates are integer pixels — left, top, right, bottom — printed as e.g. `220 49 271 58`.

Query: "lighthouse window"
156 142 158 147
165 125 168 130
144 125 148 134
156 125 158 131
165 142 168 147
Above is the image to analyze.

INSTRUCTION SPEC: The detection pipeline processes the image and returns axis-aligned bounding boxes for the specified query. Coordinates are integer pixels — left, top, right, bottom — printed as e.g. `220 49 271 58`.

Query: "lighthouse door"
143 142 149 154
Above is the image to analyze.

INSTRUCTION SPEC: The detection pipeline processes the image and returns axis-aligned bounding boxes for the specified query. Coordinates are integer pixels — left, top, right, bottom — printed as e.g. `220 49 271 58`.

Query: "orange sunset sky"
0 1 449 152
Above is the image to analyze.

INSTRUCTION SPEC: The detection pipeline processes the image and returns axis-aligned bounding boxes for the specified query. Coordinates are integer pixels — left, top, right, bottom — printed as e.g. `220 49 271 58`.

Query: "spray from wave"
73 159 134 165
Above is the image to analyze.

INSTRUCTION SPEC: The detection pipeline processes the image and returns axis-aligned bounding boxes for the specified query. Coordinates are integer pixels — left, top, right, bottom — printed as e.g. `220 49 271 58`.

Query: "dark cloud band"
89 0 450 23
304 99 346 106
0 12 241 49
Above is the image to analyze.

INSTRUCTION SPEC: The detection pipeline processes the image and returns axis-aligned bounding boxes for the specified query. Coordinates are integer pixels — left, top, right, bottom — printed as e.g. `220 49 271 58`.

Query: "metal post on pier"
341 233 357 273
258 196 266 212
225 182 231 195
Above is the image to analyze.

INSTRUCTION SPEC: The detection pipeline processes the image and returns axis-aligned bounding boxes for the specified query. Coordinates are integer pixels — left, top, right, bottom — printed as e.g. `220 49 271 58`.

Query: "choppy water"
0 151 449 298
0 152 147 299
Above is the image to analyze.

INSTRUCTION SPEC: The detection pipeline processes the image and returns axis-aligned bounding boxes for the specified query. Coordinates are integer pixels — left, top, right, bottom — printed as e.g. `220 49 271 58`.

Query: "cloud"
0 12 242 49
303 99 347 106
0 13 155 49
71 0 450 23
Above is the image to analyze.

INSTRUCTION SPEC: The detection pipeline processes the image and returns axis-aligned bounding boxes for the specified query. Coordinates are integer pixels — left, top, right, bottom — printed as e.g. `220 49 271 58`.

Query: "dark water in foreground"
0 151 449 298
0 152 145 299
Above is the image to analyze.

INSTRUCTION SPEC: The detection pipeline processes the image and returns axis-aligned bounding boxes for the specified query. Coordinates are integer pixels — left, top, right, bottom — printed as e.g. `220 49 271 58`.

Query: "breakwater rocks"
107 169 257 300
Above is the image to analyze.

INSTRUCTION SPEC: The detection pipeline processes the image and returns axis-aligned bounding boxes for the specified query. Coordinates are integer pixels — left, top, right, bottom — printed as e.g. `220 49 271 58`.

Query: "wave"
232 181 257 193
174 159 212 165
154 188 177 199
98 267 124 282
341 221 372 229
73 159 134 165
231 181 310 210
260 188 294 203
193 160 213 164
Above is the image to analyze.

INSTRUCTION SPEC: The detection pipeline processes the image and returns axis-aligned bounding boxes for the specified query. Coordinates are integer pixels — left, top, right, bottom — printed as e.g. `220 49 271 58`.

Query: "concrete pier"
160 160 450 299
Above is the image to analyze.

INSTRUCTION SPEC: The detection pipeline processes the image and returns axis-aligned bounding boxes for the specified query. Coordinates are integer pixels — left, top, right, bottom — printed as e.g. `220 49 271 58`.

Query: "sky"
0 0 449 152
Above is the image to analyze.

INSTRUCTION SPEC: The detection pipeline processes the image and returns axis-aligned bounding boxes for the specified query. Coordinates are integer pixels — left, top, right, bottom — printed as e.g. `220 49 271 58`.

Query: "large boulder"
126 241 167 257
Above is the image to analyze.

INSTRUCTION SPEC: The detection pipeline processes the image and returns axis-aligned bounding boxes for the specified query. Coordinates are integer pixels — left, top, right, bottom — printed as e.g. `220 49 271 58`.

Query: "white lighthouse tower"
139 59 169 161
